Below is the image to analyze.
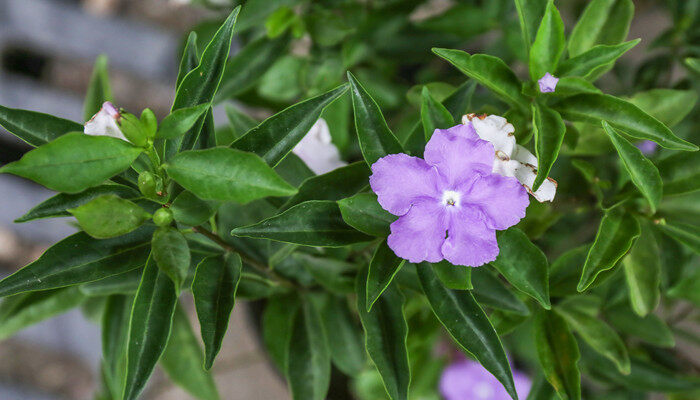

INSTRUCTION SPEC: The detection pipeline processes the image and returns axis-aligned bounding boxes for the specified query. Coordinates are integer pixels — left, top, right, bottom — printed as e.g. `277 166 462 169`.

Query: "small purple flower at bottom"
538 72 559 93
636 140 658 155
369 124 529 267
440 358 531 400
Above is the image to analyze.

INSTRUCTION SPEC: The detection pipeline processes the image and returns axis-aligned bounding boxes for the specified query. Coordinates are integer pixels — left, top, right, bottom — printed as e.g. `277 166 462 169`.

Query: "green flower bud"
140 108 158 139
153 208 174 227
119 112 148 147
138 171 159 199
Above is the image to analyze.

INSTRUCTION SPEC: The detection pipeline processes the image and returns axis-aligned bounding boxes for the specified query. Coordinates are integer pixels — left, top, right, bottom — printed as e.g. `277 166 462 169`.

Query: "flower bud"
138 171 159 199
140 108 158 139
153 208 174 227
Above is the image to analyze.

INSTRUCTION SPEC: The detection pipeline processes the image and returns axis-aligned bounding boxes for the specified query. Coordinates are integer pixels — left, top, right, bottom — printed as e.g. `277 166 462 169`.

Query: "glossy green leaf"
629 89 698 128
165 148 297 203
0 287 86 340
420 86 454 141
417 264 517 400
84 54 113 122
156 104 210 140
0 227 152 297
549 245 591 297
558 40 640 80
622 220 660 316
568 0 634 57
262 294 300 371
604 303 674 347
231 200 373 247
0 132 143 193
69 195 150 239
161 306 220 400
492 228 550 309
471 268 530 316
347 72 404 165
285 298 331 400
513 0 548 48
101 294 132 399
554 94 697 151
532 102 565 191
337 192 396 237
152 227 190 290
432 48 529 110
356 265 410 400
366 239 406 311
0 104 83 147
123 257 177 400
577 208 640 291
232 84 349 166
15 183 139 223
318 295 365 375
548 77 602 97
176 32 199 90
602 122 663 211
657 220 700 254
80 268 143 296
282 161 370 210
529 0 565 81
170 191 217 227
432 261 472 290
556 306 630 374
534 310 581 400
192 253 242 369
295 254 355 293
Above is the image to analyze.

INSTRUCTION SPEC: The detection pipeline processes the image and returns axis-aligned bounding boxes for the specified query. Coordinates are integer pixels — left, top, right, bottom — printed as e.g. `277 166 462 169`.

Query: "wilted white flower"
84 101 127 141
292 118 346 175
463 114 557 202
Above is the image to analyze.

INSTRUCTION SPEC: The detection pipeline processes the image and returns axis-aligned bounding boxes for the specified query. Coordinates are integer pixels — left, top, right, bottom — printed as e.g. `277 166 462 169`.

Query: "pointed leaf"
156 104 210 140
622 219 660 316
420 86 454 141
176 32 199 90
0 104 83 147
604 303 674 347
568 0 634 57
366 239 406 311
102 294 133 399
532 102 565 191
84 54 113 122
513 0 548 48
529 0 565 81
262 294 300 371
534 310 581 400
152 227 190 290
81 269 143 297
0 287 85 340
282 161 370 210
337 192 396 237
657 220 700 254
318 295 365 375
471 268 530 316
558 40 640 80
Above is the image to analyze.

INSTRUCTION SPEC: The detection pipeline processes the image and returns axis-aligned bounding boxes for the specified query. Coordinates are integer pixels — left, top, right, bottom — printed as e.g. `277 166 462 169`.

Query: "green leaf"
471 268 530 316
285 297 331 400
604 303 674 347
553 93 697 151
123 257 177 400
80 269 143 296
549 245 591 297
366 240 406 311
0 227 152 297
165 148 297 203
282 162 370 210
602 122 663 212
231 200 373 247
492 228 550 309
547 77 602 97
170 190 217 227
152 227 190 290
69 195 150 239
417 264 517 400
263 294 300 371
628 89 698 128
432 261 472 290
15 183 139 223
317 295 365 376
356 265 410 400
667 267 700 307
513 0 548 48
568 0 634 57
192 253 242 369
534 310 581 400
420 86 454 141
432 48 529 110
558 40 640 80
84 54 113 122
156 104 210 140
577 208 640 291
0 104 83 147
529 0 565 81
622 219 660 316
0 132 143 193
102 294 132 399
337 193 397 237
0 287 85 340
347 72 404 165
161 306 220 400
232 84 349 166
216 36 289 102
555 306 630 374
295 254 355 293
657 220 700 254
532 102 565 191
176 32 199 90
165 7 240 159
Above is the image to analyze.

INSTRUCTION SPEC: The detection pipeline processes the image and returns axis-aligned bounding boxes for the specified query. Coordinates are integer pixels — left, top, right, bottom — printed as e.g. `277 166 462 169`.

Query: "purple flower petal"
387 198 447 263
461 173 529 230
636 140 658 155
441 209 499 267
433 123 480 141
369 153 441 216
424 132 493 187
440 358 531 400
538 72 559 93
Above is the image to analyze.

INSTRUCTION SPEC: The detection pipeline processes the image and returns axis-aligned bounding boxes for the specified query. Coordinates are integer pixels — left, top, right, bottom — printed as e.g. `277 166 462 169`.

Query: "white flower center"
442 190 461 207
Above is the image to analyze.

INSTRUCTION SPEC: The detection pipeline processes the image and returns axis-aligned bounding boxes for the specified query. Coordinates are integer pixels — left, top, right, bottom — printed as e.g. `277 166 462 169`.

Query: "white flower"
292 118 346 175
84 101 127 141
463 113 557 202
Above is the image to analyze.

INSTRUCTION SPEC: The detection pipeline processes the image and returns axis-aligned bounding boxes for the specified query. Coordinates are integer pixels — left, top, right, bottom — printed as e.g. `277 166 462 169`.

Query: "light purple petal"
433 123 480 141
440 358 531 400
538 72 559 93
461 173 529 230
369 154 441 216
441 208 499 267
387 198 447 263
636 140 658 155
424 132 494 187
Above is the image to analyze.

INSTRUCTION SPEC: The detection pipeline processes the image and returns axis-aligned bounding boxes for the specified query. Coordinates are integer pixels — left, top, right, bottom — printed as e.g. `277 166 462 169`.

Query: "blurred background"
0 0 696 399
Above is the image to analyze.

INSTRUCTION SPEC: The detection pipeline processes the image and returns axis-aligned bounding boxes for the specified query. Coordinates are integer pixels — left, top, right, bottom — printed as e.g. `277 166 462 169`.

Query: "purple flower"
440 358 531 400
636 140 658 155
369 124 529 267
538 72 559 93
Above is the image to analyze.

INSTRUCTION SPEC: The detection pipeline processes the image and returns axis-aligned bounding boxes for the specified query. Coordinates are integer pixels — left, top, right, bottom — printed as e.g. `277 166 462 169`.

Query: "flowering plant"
1 1 699 400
